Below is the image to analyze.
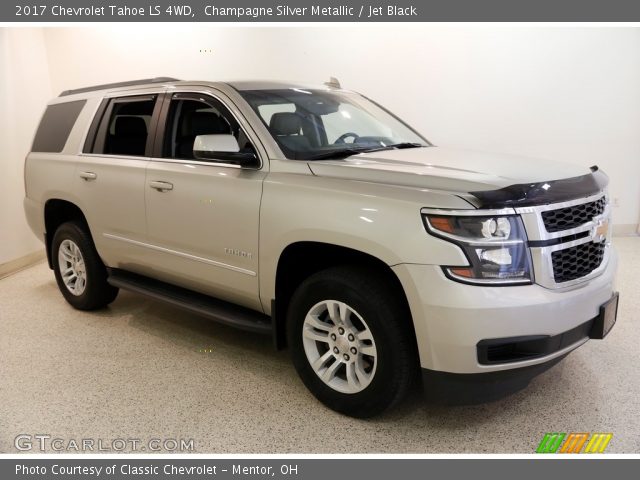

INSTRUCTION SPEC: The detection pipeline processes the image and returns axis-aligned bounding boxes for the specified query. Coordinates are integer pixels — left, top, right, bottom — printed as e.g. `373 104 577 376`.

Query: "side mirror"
193 134 259 168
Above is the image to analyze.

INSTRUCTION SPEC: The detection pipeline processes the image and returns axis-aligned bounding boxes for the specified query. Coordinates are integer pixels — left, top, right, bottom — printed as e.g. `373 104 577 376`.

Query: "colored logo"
536 432 612 453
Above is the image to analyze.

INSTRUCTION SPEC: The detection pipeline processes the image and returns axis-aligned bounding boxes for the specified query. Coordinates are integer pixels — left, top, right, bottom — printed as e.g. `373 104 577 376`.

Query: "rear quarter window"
31 100 86 153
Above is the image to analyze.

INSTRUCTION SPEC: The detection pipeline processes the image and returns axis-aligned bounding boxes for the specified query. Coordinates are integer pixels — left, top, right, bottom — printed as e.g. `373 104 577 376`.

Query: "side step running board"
107 269 272 335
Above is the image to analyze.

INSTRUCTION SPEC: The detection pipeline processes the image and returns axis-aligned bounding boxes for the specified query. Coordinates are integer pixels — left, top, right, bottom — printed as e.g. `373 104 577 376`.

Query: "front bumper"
420 354 568 405
392 246 617 374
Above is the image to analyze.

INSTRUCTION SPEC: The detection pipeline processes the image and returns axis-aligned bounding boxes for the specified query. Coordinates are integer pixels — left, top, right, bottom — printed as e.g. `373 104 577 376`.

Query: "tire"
51 221 119 310
287 266 417 418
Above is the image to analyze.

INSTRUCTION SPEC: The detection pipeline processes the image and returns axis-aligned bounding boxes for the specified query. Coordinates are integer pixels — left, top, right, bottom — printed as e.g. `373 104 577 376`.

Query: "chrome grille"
515 191 611 289
551 241 606 283
541 196 606 233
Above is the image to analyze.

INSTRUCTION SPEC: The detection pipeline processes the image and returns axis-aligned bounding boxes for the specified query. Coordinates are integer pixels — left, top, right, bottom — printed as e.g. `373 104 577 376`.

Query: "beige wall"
0 28 52 266
1 26 639 266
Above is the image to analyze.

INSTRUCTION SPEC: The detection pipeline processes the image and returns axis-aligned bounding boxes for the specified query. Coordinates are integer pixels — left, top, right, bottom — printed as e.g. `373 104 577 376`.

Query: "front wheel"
287 266 417 417
52 221 119 310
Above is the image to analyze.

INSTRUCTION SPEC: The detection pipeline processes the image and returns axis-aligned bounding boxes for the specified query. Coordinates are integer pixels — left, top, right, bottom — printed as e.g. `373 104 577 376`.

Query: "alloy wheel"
302 299 377 394
57 239 87 296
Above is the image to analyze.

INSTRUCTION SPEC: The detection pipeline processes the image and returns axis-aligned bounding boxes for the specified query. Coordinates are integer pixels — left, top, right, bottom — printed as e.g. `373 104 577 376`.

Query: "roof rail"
59 77 180 97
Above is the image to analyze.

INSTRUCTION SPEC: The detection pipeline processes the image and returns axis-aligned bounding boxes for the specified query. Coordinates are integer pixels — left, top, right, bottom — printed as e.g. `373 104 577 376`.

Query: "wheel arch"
43 199 90 269
272 241 417 352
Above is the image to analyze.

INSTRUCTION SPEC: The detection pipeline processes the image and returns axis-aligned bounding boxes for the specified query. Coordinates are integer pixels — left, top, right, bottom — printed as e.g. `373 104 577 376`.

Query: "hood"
307 146 590 194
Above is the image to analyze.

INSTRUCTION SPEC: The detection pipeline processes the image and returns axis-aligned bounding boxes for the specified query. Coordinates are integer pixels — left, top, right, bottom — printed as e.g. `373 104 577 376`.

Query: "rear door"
75 92 162 269
142 90 268 310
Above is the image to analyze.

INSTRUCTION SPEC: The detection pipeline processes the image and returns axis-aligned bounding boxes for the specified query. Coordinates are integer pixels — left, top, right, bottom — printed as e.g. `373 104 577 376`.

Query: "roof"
225 80 335 91
59 77 180 97
56 78 343 99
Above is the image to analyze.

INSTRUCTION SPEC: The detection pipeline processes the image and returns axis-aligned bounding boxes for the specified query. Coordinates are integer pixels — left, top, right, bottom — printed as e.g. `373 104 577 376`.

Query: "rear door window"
91 95 158 157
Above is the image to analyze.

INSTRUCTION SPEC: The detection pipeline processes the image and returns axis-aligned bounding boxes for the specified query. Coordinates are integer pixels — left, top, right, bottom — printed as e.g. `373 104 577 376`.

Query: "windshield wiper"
305 143 426 161
306 147 373 160
376 142 425 150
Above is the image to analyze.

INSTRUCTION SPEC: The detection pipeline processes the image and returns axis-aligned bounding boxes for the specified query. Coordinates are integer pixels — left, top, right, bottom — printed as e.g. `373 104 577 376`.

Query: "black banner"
4 0 640 22
3 459 639 480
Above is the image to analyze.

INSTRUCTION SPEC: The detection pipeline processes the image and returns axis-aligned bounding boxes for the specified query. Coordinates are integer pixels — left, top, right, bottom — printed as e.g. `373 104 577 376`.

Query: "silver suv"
24 77 619 417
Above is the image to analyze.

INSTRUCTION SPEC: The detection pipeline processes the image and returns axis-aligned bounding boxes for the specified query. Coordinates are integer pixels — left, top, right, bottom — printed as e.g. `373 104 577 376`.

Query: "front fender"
258 170 471 309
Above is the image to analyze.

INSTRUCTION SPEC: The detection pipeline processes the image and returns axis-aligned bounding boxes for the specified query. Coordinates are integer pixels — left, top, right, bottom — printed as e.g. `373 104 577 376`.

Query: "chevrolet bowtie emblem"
593 218 609 243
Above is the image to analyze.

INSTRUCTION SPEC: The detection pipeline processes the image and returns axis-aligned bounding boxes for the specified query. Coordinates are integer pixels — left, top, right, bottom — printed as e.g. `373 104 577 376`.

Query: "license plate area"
590 292 619 339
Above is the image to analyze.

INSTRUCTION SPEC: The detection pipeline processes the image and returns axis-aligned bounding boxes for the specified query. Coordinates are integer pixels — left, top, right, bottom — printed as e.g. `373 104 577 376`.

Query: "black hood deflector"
470 167 608 209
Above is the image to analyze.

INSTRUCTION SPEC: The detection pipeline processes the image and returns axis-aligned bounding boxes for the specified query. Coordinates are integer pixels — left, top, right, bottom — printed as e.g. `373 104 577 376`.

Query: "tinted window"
257 102 295 125
94 96 156 157
32 100 86 153
240 89 427 160
162 94 255 160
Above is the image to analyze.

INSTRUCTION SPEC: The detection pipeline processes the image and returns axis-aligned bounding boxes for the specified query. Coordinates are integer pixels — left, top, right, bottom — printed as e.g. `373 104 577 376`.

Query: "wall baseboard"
0 250 46 280
613 224 640 237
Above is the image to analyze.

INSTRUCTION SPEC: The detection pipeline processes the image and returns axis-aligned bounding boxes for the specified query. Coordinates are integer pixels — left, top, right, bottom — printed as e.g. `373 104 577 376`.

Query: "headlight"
423 213 532 286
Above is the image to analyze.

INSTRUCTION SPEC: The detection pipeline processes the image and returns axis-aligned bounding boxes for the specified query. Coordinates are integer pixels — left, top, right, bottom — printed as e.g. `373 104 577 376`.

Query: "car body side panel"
258 159 473 314
23 153 79 241
72 155 150 269
142 160 266 311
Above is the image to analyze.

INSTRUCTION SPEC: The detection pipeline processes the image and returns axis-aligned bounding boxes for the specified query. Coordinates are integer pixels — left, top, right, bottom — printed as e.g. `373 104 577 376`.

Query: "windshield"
239 88 429 160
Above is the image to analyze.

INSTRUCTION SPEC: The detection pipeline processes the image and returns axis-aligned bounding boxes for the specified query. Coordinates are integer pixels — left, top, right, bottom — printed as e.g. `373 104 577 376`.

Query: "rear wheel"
52 222 118 310
287 266 417 417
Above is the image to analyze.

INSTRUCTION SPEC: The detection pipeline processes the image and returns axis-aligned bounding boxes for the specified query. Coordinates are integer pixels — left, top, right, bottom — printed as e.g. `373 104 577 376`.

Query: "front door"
143 91 267 310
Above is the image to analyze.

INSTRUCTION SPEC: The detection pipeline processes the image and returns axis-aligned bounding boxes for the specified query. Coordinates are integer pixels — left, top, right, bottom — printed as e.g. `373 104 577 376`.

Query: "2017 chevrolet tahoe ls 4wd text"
24 77 619 417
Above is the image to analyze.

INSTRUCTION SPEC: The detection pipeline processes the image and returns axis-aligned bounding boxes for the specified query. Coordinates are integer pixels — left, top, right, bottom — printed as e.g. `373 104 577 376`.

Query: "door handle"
149 180 174 192
79 171 97 181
